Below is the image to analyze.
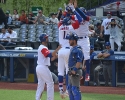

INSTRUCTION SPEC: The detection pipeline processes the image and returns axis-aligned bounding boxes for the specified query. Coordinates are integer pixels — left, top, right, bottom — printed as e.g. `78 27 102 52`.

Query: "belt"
69 67 82 70
65 47 70 49
78 37 83 39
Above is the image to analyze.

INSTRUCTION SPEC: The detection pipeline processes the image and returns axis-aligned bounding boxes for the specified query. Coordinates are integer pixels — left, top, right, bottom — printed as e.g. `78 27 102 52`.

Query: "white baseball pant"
78 36 90 60
110 38 121 51
58 47 70 76
36 65 54 100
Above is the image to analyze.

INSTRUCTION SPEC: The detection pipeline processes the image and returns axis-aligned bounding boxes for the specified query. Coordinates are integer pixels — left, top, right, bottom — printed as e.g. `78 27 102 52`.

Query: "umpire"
66 32 83 100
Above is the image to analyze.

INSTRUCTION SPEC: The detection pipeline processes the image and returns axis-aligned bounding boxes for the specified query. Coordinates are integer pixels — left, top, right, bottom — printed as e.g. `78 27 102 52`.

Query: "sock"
86 60 90 74
58 75 63 91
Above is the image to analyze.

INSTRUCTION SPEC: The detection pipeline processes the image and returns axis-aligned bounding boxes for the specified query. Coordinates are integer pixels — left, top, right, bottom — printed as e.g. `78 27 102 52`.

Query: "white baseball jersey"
102 18 112 35
75 20 90 60
59 24 75 48
75 20 89 37
36 44 54 100
37 44 50 66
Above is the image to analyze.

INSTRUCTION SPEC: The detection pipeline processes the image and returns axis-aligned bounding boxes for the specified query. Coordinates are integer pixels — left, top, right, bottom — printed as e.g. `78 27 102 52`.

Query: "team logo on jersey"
60 26 69 30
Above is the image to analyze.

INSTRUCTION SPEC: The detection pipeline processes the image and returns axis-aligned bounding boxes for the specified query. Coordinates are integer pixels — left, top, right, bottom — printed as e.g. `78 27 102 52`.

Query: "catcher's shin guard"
67 85 74 100
72 86 81 100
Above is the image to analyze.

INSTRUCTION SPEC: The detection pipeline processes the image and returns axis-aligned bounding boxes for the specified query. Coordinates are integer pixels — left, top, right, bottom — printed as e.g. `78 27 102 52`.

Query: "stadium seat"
28 24 36 29
14 21 21 28
19 29 27 34
28 29 36 34
28 33 36 38
20 24 27 29
36 29 44 34
36 24 44 30
53 37 59 42
52 25 58 30
44 25 51 30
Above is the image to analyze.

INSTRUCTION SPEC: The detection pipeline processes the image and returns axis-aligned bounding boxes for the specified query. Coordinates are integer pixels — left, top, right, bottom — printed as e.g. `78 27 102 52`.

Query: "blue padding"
72 86 81 100
67 85 74 100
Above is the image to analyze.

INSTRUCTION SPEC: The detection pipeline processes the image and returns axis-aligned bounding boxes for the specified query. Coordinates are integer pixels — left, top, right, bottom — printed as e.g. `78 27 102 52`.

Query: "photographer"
106 19 123 51
56 7 63 21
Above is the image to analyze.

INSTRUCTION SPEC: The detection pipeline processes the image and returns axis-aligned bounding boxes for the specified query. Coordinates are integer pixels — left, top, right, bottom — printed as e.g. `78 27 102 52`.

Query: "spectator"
6 27 17 47
101 12 113 42
5 11 12 25
49 13 59 24
117 6 125 35
95 23 104 50
0 28 9 46
88 24 97 46
34 10 47 24
94 42 114 86
28 13 34 24
56 7 63 21
106 18 123 51
18 10 28 24
12 9 19 21
0 8 8 29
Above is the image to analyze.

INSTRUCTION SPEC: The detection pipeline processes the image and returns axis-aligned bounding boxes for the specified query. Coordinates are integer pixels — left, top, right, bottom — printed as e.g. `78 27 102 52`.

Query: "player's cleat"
85 74 90 81
60 89 66 99
64 90 69 97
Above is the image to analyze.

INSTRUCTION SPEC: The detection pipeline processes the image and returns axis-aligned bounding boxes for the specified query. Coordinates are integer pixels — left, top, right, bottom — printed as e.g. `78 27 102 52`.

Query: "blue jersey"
90 52 96 61
68 45 83 68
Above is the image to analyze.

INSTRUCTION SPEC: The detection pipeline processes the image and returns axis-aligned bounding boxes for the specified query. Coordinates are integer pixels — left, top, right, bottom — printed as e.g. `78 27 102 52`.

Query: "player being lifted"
71 0 91 82
58 1 82 98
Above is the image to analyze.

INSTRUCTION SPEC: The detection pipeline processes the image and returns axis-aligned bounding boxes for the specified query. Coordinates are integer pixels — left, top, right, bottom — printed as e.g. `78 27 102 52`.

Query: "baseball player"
35 33 61 100
71 0 91 82
66 31 83 100
58 5 82 98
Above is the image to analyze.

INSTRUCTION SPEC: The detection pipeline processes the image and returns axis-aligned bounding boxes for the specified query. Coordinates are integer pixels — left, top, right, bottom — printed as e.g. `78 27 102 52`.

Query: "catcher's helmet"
39 33 48 42
66 31 78 41
62 17 71 25
80 7 86 13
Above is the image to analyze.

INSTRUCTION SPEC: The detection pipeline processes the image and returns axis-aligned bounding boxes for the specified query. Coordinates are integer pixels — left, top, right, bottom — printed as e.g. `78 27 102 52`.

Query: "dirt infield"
0 82 125 95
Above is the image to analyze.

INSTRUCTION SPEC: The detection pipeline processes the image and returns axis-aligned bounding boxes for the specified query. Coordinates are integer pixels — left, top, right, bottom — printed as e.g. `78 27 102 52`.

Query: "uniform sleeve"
72 20 79 29
75 7 89 21
41 48 52 57
74 11 82 23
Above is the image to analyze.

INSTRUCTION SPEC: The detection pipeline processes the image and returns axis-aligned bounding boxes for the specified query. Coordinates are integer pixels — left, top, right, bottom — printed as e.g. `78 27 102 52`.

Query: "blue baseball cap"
90 45 94 49
105 42 110 46
66 31 78 40
39 33 48 42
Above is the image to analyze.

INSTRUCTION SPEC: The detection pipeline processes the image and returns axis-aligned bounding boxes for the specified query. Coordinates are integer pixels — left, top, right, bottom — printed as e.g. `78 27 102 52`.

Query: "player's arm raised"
73 0 89 21
41 45 61 58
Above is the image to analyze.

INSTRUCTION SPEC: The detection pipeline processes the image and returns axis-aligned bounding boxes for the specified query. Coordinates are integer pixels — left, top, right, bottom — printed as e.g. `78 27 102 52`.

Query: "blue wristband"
73 67 78 72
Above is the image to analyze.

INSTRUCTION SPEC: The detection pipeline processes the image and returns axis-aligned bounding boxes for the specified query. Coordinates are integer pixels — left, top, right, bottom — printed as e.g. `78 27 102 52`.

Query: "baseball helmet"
105 42 111 46
39 33 48 42
62 17 71 25
66 31 78 41
90 45 94 50
80 7 86 13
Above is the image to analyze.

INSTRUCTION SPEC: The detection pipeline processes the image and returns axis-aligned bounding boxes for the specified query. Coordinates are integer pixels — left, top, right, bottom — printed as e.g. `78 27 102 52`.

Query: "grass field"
0 89 125 100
